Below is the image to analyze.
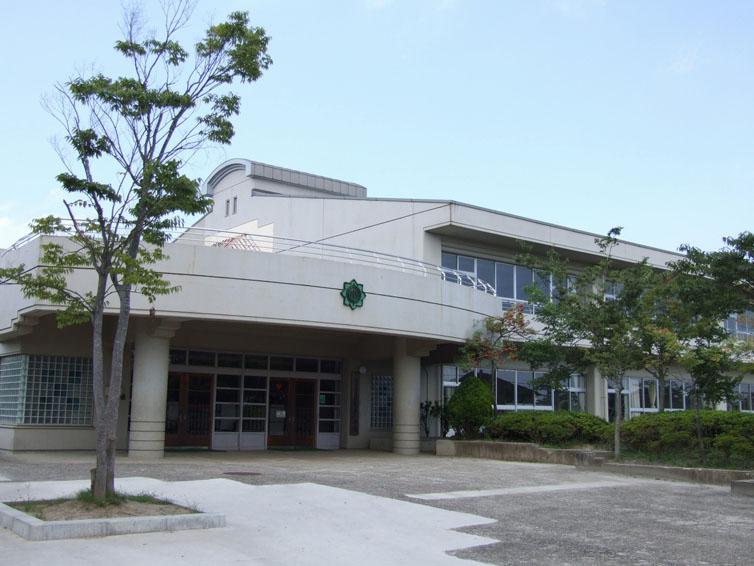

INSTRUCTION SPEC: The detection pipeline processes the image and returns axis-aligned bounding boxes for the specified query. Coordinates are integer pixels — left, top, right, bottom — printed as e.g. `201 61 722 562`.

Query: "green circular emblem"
341 279 366 310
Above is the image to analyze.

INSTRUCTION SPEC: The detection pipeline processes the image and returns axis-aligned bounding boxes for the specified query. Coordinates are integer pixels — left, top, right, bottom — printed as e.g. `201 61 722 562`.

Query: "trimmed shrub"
487 411 610 447
446 376 494 439
621 410 754 469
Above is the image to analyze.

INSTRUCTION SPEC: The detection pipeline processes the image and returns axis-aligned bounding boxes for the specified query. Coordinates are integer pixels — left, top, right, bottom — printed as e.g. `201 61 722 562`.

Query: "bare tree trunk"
91 274 109 499
657 376 666 413
613 384 622 459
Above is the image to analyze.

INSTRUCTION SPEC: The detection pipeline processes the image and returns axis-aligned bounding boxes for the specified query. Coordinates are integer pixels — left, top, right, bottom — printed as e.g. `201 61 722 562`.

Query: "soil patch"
9 497 197 521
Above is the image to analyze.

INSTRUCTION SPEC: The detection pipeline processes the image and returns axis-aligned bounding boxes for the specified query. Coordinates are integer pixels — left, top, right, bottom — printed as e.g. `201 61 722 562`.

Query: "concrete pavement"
1 449 753 565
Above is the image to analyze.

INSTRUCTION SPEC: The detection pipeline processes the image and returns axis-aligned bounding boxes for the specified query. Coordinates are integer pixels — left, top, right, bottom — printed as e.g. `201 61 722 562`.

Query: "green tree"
458 303 532 396
678 232 754 310
446 376 495 439
630 268 689 412
527 228 645 457
0 2 271 499
670 240 753 462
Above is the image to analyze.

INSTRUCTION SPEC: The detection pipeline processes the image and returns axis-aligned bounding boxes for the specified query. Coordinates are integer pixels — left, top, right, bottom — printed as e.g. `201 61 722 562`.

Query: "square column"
392 338 421 455
128 326 174 459
586 366 608 420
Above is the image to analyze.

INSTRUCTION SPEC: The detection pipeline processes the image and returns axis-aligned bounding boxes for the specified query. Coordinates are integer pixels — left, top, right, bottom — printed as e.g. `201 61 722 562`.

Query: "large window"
441 252 555 312
625 377 690 415
0 355 93 426
555 375 586 412
497 369 552 410
371 375 393 431
442 365 585 413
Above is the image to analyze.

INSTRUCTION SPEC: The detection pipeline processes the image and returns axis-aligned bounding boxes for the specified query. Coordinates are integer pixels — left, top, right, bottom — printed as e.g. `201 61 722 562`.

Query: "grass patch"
8 490 197 521
74 489 173 507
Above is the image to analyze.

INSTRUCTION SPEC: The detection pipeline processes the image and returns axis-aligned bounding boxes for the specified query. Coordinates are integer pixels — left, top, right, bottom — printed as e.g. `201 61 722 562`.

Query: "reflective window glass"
517 371 534 405
515 266 533 301
497 370 515 405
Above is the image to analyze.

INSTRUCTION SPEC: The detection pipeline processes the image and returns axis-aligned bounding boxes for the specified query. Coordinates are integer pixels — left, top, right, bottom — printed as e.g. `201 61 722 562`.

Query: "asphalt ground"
1 449 752 565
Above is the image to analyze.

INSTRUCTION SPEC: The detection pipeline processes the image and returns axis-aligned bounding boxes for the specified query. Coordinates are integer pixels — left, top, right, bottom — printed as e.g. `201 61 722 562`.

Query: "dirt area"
9 498 196 521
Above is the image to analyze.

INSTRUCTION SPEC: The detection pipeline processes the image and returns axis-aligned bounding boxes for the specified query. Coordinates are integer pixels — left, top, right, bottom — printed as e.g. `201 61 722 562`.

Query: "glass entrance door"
165 372 213 447
268 378 316 447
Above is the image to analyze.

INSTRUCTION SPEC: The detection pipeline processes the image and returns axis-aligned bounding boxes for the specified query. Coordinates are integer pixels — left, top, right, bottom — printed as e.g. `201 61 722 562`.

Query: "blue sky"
1 0 752 253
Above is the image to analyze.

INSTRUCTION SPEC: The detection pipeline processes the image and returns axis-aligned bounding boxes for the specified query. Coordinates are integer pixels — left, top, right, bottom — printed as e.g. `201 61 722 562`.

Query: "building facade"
0 158 751 456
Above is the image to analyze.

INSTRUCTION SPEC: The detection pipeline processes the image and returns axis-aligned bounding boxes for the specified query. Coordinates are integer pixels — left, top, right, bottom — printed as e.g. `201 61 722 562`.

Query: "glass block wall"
0 355 26 424
0 355 93 426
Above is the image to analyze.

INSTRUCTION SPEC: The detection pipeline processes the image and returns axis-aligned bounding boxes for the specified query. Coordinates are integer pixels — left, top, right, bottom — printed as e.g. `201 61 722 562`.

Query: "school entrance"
267 378 316 448
165 372 213 447
163 350 343 451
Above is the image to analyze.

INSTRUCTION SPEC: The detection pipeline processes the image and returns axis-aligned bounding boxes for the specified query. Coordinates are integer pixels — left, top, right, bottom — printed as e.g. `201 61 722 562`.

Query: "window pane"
628 378 642 409
671 381 685 409
571 391 585 412
459 369 475 383
319 380 340 392
319 421 340 433
169 349 186 365
497 370 515 405
441 252 457 269
217 374 240 389
188 351 215 367
534 270 550 298
216 389 239 403
296 358 319 373
244 355 268 370
442 365 458 384
242 419 265 432
515 266 533 301
243 405 266 418
643 379 658 409
244 375 267 389
517 371 534 405
555 390 570 411
477 259 495 288
215 419 238 432
243 390 266 404
458 256 475 287
270 356 294 371
215 404 239 418
217 353 243 368
458 255 475 273
741 384 752 411
320 360 342 374
534 372 551 407
496 262 515 299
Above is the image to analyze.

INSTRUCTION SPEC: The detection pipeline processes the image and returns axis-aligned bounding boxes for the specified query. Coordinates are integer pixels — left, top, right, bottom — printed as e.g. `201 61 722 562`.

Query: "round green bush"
446 376 494 439
487 411 610 446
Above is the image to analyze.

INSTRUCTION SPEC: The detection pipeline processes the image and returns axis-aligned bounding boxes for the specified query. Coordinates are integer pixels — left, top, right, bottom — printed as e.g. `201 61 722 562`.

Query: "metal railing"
2 224 496 296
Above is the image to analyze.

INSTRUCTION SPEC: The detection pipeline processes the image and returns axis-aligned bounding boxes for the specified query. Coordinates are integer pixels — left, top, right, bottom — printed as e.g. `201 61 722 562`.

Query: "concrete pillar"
128 332 171 459
586 366 608 420
392 338 421 455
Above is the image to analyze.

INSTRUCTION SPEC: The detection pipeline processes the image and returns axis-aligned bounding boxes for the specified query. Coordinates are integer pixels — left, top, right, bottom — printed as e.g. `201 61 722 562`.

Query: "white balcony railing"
2 225 497 296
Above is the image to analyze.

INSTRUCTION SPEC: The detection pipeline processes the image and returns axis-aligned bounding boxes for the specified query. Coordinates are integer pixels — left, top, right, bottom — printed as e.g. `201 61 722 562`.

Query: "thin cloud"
667 44 703 75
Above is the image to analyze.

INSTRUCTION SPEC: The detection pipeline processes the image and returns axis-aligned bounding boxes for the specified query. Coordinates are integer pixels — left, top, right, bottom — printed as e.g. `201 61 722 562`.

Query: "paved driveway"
1 450 753 565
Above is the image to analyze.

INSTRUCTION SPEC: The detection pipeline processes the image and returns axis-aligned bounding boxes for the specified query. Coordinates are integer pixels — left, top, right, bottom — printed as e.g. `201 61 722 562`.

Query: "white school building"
1 158 752 456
